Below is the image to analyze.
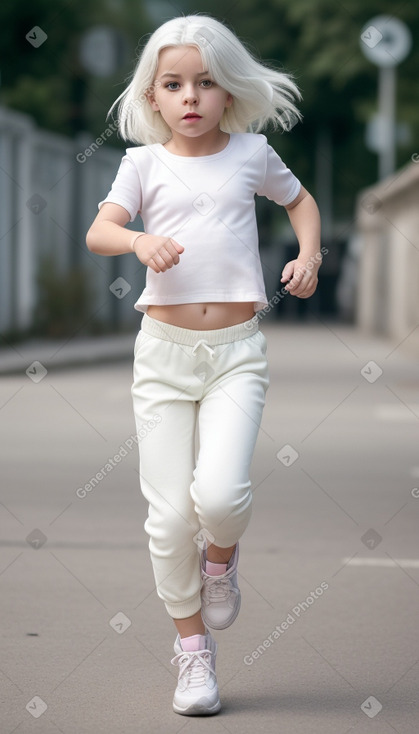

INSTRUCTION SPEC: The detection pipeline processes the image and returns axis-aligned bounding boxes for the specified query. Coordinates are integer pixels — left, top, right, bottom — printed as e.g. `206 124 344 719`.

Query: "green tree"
0 0 151 135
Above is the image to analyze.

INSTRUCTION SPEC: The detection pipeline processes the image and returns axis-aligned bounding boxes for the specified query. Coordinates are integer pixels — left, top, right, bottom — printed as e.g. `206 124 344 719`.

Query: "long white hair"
110 15 302 145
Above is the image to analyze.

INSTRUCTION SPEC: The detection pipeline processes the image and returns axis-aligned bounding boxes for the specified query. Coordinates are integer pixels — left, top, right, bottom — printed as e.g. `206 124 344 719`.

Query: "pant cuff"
164 591 202 619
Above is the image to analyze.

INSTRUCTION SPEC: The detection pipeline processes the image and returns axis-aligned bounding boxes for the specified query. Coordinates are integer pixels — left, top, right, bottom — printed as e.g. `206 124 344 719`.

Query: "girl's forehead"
156 45 204 72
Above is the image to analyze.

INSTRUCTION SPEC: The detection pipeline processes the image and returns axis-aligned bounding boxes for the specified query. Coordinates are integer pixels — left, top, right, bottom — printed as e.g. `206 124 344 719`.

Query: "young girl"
87 14 321 717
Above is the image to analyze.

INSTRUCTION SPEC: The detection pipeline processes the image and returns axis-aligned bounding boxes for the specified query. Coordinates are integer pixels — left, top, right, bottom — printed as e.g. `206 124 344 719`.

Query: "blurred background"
1 5 419 731
1 0 418 346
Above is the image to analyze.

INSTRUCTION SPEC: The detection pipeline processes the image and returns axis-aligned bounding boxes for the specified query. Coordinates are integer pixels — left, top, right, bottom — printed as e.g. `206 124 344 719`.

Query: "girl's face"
148 46 233 142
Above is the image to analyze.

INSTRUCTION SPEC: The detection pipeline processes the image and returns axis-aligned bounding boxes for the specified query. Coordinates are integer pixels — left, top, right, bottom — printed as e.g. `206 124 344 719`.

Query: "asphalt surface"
1 319 419 733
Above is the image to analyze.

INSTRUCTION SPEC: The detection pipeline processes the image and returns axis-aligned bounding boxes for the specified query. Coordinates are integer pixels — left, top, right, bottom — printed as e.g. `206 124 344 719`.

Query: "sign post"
360 16 411 179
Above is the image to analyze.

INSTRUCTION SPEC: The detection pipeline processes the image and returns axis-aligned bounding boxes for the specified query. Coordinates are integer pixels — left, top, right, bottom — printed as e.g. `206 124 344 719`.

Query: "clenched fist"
133 235 184 273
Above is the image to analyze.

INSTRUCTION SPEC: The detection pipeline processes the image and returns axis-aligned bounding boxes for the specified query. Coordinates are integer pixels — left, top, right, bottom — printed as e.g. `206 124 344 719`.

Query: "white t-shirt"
99 132 301 313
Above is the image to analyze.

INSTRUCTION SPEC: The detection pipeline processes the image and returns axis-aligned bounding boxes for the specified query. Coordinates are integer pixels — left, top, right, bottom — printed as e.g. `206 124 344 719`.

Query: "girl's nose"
183 85 198 104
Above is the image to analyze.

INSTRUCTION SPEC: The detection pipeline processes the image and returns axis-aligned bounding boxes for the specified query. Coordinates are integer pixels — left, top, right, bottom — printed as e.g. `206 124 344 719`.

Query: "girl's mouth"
183 113 202 120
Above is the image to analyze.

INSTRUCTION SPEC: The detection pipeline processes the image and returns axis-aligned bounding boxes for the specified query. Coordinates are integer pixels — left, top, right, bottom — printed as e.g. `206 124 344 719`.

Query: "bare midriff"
146 302 255 330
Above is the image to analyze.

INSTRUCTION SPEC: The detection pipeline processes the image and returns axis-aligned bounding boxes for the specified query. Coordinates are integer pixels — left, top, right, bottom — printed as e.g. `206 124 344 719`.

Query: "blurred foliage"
0 0 150 134
2 0 418 220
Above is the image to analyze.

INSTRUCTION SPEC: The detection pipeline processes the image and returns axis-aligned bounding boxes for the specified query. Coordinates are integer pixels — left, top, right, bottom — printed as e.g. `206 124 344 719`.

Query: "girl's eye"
164 79 214 90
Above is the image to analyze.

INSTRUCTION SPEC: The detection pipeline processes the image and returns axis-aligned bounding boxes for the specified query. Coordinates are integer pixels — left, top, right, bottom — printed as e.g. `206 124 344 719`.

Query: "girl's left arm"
281 186 322 299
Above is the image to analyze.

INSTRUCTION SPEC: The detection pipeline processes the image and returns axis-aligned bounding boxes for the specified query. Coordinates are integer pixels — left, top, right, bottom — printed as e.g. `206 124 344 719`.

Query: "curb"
0 335 136 376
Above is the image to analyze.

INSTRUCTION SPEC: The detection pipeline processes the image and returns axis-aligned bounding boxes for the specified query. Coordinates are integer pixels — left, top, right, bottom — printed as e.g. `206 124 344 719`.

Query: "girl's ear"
146 84 160 111
147 94 160 112
225 93 233 108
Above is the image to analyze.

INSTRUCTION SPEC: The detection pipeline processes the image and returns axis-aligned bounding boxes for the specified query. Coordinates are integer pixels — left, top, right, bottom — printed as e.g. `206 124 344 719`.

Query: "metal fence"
0 105 145 337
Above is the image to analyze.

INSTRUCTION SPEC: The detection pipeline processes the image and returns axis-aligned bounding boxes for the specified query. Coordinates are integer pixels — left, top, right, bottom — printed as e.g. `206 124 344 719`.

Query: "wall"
356 160 419 352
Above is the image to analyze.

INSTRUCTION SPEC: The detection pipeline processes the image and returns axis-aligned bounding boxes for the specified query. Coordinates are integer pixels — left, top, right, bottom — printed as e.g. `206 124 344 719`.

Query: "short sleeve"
98 151 142 222
256 143 301 206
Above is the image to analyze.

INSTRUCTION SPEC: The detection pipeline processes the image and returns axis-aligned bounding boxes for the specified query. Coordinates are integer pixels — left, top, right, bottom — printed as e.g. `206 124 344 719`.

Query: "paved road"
1 320 418 733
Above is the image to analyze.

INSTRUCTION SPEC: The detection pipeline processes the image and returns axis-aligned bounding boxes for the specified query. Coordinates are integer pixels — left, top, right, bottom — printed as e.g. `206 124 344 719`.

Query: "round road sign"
360 16 412 68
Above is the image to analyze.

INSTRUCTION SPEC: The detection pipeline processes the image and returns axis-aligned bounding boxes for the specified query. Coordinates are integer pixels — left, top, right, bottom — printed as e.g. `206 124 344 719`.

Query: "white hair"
109 15 302 145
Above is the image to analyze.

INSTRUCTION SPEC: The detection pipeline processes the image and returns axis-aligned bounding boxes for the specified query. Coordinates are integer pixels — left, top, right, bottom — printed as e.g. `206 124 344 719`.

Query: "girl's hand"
133 235 184 273
280 256 321 298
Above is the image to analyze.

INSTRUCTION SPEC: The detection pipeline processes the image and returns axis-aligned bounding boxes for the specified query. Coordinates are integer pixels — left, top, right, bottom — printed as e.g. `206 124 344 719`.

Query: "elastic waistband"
141 313 258 346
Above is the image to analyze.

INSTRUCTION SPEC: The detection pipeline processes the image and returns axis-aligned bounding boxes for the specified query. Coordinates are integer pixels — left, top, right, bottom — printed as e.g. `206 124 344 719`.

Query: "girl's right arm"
86 203 184 273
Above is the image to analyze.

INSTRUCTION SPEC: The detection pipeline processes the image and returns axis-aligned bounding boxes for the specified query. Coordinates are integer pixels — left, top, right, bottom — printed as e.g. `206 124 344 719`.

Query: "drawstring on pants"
191 340 216 360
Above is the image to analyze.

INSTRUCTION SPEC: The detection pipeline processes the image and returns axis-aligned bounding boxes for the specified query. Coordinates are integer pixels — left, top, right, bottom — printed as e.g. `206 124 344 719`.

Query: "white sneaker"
171 631 221 716
201 543 241 630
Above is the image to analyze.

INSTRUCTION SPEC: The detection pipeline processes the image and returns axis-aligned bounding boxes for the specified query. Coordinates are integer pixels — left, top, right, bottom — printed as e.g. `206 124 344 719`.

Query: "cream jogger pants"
131 313 269 619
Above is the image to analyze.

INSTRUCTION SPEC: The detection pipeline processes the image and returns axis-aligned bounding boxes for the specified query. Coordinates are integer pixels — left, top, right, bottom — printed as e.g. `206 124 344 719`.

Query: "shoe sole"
201 594 241 630
173 697 221 716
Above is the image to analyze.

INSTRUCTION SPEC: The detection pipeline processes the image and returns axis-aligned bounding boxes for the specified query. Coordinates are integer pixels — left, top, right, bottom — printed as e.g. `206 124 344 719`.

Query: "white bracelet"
130 232 146 251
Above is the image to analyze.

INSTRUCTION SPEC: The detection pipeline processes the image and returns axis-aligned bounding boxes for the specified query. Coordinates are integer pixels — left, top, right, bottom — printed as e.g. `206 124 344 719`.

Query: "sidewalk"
1 318 418 733
0 333 136 375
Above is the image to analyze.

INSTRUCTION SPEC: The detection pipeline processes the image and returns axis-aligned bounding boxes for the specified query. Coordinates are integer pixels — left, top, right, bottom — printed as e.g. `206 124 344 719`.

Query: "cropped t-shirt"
98 132 301 313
